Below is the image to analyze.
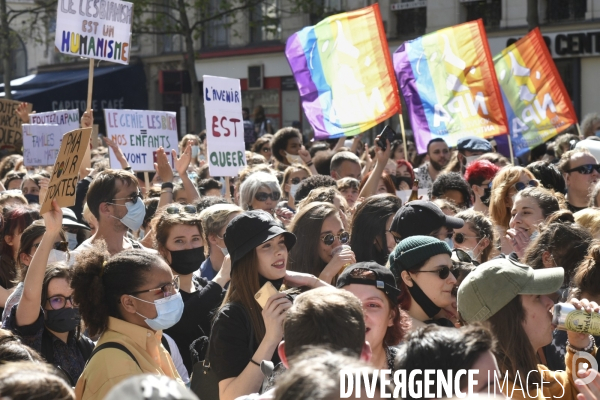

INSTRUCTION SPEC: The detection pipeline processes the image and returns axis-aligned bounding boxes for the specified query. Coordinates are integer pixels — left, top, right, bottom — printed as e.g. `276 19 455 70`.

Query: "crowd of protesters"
3 106 600 400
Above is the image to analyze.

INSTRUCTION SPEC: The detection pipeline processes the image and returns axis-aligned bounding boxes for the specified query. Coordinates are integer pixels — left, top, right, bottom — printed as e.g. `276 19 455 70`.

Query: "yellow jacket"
500 347 596 400
75 317 183 400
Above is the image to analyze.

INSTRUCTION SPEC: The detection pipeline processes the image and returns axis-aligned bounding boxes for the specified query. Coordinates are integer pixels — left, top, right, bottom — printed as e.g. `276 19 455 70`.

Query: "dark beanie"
388 235 451 279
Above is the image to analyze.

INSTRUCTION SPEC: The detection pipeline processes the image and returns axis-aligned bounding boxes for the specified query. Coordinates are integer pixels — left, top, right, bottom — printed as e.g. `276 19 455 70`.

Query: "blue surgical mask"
132 292 184 331
289 183 300 199
444 238 454 250
66 232 78 250
191 145 199 158
109 200 146 231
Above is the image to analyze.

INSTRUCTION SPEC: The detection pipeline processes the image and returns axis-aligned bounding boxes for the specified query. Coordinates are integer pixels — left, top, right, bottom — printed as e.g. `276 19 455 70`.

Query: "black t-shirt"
567 202 587 213
164 276 225 374
209 302 281 382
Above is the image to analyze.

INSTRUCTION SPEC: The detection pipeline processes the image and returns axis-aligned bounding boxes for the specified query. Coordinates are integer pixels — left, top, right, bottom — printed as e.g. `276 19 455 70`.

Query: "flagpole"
87 58 94 111
507 134 515 165
398 114 408 161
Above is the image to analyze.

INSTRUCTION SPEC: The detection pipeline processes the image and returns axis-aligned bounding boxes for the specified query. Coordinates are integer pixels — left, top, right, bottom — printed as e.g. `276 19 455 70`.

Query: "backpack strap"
76 335 94 361
87 342 141 370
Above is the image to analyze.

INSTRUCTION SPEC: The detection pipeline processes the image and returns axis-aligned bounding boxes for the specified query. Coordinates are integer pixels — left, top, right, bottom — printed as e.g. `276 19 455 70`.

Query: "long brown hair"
489 166 536 229
487 296 541 388
288 202 338 277
219 251 266 341
570 242 600 300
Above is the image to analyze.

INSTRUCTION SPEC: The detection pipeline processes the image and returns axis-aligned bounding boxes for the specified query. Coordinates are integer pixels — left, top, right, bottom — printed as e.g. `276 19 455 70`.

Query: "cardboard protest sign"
29 109 80 131
103 109 178 171
55 0 133 64
23 125 63 166
0 100 32 152
40 128 92 214
203 75 247 176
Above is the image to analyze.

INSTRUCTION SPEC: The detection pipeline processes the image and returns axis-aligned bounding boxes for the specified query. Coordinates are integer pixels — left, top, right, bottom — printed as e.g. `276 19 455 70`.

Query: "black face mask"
170 247 206 275
24 194 39 204
480 187 492 207
45 308 81 333
397 176 413 188
406 278 441 319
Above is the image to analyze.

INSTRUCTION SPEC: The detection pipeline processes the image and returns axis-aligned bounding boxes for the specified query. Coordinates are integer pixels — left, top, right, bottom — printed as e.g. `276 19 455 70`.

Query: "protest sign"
29 109 80 131
40 128 92 214
0 99 31 152
22 125 63 166
203 75 247 176
55 0 133 65
103 109 178 171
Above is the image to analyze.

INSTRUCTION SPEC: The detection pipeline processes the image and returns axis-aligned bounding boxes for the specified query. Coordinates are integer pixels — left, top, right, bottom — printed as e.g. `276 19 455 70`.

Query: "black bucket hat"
224 210 296 267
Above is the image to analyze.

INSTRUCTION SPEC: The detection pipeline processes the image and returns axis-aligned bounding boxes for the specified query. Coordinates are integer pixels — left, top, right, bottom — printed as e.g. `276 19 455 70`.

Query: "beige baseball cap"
457 258 564 323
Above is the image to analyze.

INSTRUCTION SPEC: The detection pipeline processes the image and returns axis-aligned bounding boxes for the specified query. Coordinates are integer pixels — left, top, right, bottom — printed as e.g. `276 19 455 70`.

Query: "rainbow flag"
393 20 507 154
285 4 401 140
494 28 577 157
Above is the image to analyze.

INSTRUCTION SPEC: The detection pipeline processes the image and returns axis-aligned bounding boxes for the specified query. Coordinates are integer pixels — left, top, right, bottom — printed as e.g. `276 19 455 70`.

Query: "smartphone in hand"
376 125 397 151
254 281 279 308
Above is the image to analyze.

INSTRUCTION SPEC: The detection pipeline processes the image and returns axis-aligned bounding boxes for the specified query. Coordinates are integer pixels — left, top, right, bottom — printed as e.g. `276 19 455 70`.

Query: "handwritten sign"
30 109 80 131
0 99 31 152
40 128 92 214
55 0 133 64
22 125 62 166
103 109 178 171
203 75 247 176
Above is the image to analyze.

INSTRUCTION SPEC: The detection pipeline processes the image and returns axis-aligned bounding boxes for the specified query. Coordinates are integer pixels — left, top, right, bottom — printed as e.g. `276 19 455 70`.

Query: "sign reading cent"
203 75 247 176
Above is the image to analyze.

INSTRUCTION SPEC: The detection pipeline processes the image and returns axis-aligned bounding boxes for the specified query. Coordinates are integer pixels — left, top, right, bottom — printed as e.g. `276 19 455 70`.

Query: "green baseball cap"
457 258 564 323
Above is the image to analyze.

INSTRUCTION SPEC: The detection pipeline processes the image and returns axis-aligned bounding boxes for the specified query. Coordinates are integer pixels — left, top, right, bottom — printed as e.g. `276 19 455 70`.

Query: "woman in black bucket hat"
208 210 329 400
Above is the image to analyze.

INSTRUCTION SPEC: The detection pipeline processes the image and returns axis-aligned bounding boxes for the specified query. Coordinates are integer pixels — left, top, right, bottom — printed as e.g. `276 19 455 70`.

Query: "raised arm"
173 141 199 203
358 138 391 198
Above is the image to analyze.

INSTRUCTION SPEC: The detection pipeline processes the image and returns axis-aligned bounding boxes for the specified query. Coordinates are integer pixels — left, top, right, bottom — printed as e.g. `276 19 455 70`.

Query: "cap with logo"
457 258 564 323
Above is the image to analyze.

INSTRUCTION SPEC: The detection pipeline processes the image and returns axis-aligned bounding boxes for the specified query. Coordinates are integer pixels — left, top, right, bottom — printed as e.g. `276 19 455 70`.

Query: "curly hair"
271 127 302 164
293 175 337 204
70 243 163 336
431 172 472 208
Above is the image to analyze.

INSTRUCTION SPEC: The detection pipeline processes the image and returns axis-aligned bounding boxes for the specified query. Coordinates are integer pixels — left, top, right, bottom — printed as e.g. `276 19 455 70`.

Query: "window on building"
250 0 281 43
462 0 501 29
202 0 228 48
394 0 427 38
546 0 586 23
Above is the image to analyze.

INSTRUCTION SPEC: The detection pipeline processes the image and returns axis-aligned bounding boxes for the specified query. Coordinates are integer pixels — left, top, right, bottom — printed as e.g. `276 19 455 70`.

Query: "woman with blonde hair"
488 166 538 254
575 208 600 239
280 164 311 210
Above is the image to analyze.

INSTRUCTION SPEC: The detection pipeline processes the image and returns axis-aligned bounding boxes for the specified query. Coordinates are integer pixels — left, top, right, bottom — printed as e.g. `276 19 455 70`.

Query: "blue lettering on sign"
124 153 147 164
204 86 240 103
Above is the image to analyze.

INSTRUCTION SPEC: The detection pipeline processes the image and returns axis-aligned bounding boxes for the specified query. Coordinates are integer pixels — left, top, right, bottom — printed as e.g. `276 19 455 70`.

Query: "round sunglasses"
452 248 480 267
454 233 478 244
320 231 350 246
513 180 539 192
412 265 458 280
255 191 281 202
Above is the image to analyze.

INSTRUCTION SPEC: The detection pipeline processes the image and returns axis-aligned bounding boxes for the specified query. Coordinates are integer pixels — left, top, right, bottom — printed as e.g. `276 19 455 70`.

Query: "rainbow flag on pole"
393 20 507 154
285 4 401 140
494 28 577 157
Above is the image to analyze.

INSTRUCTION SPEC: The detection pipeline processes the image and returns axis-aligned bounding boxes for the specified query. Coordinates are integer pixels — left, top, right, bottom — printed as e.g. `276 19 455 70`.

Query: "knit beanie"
389 235 451 280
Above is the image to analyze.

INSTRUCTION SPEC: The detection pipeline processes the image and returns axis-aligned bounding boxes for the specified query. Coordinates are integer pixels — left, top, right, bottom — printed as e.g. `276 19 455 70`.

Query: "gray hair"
330 151 360 173
239 171 281 210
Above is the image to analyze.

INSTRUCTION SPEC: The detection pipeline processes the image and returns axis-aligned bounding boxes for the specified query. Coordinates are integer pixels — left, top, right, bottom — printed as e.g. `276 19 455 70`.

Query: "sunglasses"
129 275 180 298
111 191 143 204
513 180 539 192
290 177 305 185
452 248 480 266
46 295 76 310
255 191 281 202
166 205 197 215
412 265 458 280
320 231 350 246
453 233 478 244
566 164 600 175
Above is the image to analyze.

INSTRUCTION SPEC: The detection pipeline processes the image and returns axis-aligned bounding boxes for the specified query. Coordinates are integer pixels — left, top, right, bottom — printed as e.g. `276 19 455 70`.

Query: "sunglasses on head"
255 191 281 202
513 180 539 192
412 265 458 280
452 248 480 266
166 205 197 215
46 295 76 310
566 164 600 175
320 231 350 246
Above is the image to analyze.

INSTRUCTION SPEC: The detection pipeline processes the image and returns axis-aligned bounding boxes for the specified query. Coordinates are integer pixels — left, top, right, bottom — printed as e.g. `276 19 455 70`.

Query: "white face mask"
48 249 68 264
109 200 145 231
191 145 199 158
289 183 300 199
66 232 78 250
285 152 303 164
216 235 229 256
465 155 479 166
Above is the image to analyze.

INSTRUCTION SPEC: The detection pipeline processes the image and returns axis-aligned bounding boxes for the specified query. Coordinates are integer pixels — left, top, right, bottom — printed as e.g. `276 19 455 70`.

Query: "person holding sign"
4 201 94 386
